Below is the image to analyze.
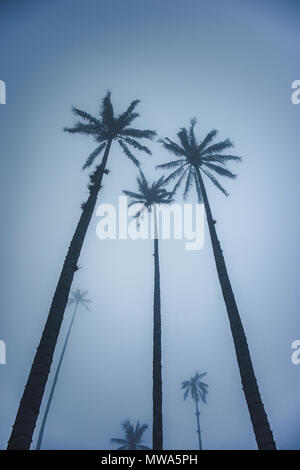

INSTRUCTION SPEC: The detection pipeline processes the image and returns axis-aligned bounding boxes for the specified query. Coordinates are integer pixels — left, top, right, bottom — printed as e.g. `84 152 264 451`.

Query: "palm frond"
63 122 97 136
72 107 99 126
177 127 190 151
156 159 186 170
118 140 140 167
158 138 185 157
122 137 152 155
194 170 203 203
189 118 197 147
201 154 242 164
122 190 144 200
137 168 148 190
198 129 218 153
201 168 229 196
100 91 115 128
117 99 140 128
82 142 106 169
110 438 127 445
183 167 194 200
171 166 189 194
202 162 236 178
135 422 148 442
202 138 233 155
122 128 156 140
163 164 187 184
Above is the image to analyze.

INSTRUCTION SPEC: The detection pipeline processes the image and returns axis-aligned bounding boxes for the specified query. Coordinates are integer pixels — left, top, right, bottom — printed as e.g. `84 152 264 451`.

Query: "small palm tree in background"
36 289 91 450
181 371 208 450
111 420 150 450
8 92 156 450
123 170 173 450
158 119 276 450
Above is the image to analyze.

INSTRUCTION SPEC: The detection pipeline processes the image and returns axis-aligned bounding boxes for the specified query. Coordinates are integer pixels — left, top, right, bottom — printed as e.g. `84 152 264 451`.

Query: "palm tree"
181 371 208 450
7 92 156 450
36 289 91 450
111 420 150 450
123 170 173 450
158 119 276 450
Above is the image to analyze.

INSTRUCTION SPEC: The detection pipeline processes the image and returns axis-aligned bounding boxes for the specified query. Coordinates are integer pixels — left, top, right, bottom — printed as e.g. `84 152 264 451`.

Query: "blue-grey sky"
0 0 300 450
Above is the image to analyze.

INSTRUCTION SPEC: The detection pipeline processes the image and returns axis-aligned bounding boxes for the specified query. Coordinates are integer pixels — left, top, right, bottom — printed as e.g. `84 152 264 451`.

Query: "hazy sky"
0 0 300 450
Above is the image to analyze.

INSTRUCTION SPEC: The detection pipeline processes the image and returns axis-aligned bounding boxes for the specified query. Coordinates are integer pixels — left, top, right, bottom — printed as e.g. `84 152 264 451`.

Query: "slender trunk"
152 206 163 450
36 301 79 450
195 399 202 450
7 140 112 450
195 167 276 450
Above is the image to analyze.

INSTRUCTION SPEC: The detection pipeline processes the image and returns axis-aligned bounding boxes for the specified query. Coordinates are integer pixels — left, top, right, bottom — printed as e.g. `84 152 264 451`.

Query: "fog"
0 0 300 450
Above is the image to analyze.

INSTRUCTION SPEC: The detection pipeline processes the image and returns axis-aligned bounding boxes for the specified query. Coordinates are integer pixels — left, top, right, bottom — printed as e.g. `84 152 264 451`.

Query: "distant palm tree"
158 120 276 450
36 289 91 450
123 170 173 450
111 420 150 450
181 371 208 450
7 93 156 450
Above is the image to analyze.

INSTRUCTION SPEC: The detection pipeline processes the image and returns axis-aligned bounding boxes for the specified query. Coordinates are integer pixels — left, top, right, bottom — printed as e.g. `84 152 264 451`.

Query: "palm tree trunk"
195 167 276 450
7 140 112 450
36 300 79 450
152 206 163 450
195 399 202 450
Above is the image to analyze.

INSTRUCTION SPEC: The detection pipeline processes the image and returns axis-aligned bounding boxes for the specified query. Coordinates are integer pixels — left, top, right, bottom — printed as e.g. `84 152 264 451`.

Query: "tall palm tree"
7 93 156 450
36 289 91 450
123 170 173 450
158 119 276 450
111 420 150 450
181 371 208 450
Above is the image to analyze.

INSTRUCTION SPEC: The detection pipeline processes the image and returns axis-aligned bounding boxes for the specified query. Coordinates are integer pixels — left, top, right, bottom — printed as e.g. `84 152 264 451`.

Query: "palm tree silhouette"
123 170 173 450
181 371 208 450
35 289 91 449
111 420 150 450
158 119 276 450
7 93 156 450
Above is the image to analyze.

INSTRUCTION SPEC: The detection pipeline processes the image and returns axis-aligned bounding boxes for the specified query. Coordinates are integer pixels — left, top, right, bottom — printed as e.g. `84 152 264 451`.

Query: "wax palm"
181 372 208 450
64 91 156 169
123 170 173 450
158 120 276 450
111 420 150 450
8 93 156 450
36 289 91 449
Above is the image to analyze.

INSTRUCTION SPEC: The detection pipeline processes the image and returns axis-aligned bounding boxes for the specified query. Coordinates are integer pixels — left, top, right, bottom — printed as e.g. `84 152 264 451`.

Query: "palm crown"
64 91 156 169
68 289 91 311
123 169 173 221
181 371 208 404
110 420 150 450
157 119 241 200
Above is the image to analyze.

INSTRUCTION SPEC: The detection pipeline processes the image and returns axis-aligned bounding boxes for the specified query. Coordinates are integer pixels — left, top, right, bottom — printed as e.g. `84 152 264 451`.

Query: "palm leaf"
122 137 152 155
202 138 233 155
202 162 236 178
63 122 97 136
122 128 156 140
198 129 218 153
183 167 194 200
158 138 185 157
72 107 99 126
202 168 229 196
82 142 106 169
100 91 114 128
118 140 140 167
177 127 190 151
163 164 187 184
156 159 186 170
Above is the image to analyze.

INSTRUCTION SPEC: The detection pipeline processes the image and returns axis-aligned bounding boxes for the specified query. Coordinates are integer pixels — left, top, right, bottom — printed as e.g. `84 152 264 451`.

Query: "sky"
0 0 300 450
